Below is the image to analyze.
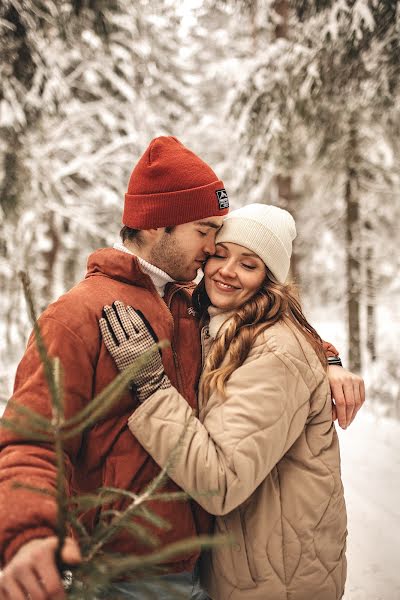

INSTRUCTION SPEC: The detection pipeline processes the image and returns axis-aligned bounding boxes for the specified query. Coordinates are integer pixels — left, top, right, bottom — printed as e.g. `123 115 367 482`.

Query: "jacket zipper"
142 276 186 395
165 286 185 395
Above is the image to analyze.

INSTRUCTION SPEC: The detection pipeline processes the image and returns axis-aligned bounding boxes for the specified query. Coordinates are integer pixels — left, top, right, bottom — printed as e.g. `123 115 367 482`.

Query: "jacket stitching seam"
276 467 289 599
304 429 342 593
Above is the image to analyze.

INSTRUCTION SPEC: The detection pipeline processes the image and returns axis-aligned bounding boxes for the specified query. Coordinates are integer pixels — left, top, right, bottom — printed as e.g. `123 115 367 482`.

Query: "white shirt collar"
113 242 174 297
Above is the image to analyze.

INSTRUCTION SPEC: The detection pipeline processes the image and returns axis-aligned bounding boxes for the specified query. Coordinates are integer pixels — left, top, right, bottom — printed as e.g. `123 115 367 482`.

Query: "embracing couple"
0 137 364 600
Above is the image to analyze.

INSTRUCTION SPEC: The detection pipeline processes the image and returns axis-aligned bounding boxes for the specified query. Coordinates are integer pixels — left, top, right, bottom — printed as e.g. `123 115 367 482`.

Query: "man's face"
149 217 224 281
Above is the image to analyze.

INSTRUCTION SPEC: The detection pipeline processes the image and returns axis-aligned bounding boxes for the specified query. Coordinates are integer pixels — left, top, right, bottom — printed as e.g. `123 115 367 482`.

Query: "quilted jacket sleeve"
0 317 93 565
322 340 339 357
128 341 315 516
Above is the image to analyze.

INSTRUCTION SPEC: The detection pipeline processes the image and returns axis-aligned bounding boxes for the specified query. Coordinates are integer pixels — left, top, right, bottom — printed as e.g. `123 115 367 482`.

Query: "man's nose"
203 237 216 256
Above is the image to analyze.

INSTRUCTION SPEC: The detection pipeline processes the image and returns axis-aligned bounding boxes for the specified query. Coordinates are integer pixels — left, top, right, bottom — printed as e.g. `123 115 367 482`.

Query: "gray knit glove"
99 301 171 402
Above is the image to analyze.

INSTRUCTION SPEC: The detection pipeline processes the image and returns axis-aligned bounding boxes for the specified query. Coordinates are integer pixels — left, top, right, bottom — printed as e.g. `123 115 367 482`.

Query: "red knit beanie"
123 136 229 229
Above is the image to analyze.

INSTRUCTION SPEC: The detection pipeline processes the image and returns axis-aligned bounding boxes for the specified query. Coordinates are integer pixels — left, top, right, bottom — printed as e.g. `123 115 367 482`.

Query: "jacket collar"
113 242 174 296
208 306 235 339
85 248 195 297
85 248 151 287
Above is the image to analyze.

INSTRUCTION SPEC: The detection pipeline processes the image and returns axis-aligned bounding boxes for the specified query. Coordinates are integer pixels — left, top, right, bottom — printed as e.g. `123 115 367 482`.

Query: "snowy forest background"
0 1 400 598
2 0 399 414
0 0 400 418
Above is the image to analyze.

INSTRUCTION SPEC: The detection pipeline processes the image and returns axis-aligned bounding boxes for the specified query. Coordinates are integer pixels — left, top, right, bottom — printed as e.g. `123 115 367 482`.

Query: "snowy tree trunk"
0 140 25 217
345 168 362 373
41 212 61 306
273 0 288 38
273 0 298 283
365 219 377 362
276 174 298 283
0 5 36 216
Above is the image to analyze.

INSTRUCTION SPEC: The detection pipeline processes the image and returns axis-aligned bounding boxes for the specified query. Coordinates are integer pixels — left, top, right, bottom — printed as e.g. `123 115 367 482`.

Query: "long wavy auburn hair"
193 268 327 400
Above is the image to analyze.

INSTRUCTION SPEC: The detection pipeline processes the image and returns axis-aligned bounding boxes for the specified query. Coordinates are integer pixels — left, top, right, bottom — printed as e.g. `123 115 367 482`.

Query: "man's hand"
327 365 365 429
0 536 81 600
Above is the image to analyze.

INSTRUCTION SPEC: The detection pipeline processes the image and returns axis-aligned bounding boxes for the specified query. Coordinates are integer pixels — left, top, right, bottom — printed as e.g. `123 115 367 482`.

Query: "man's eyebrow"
195 221 222 230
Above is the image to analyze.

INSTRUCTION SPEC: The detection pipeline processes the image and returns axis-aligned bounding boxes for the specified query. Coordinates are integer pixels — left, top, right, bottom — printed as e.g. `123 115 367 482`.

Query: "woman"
100 204 347 600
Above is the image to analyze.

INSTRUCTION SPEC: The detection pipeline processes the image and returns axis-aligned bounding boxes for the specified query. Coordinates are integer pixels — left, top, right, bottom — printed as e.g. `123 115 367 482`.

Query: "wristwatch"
327 356 343 367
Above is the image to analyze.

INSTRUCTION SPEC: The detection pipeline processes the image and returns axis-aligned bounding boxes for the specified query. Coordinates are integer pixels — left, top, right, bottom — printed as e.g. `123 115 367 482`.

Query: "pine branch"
19 271 62 409
82 420 194 562
61 342 169 439
52 357 68 570
18 272 70 570
0 417 53 442
2 271 229 596
95 533 229 577
6 400 53 431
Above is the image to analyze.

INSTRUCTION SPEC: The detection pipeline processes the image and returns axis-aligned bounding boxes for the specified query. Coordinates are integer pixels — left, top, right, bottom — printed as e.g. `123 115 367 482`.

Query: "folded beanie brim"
123 179 228 229
216 210 295 283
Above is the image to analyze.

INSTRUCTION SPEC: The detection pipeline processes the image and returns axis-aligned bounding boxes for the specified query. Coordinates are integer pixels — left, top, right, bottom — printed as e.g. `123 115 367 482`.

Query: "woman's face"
204 242 267 310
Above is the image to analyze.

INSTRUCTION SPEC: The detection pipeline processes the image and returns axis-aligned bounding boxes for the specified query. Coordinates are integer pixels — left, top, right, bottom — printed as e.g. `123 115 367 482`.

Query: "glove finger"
103 305 127 344
125 305 146 332
99 317 119 352
113 301 137 337
127 307 160 345
125 306 156 342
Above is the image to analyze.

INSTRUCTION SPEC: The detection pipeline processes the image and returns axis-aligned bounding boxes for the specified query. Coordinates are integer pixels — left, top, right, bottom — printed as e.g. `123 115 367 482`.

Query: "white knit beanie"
216 204 297 283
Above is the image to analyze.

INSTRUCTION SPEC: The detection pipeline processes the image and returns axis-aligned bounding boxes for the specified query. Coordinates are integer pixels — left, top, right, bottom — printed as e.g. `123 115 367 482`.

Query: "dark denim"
101 566 210 599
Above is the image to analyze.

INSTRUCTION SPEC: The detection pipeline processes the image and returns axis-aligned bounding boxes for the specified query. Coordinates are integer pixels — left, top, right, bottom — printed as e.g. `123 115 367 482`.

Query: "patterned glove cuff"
136 375 172 403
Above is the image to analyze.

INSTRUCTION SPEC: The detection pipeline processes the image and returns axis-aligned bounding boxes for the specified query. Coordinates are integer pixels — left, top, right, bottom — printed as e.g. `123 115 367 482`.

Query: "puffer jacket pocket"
212 511 257 591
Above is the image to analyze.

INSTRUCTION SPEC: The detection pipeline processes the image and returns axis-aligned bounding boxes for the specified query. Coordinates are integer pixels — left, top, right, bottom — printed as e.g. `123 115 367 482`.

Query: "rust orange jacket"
0 248 208 570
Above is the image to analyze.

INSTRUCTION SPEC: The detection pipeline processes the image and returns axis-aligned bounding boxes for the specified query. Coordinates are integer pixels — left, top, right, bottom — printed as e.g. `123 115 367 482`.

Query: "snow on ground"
338 410 400 600
307 310 400 598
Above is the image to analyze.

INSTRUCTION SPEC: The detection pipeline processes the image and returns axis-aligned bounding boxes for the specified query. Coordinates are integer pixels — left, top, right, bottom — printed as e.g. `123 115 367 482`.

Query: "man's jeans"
102 568 210 599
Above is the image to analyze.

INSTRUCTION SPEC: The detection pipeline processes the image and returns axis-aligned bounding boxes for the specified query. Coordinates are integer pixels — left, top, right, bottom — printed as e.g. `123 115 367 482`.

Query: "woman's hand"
99 301 171 402
327 365 365 429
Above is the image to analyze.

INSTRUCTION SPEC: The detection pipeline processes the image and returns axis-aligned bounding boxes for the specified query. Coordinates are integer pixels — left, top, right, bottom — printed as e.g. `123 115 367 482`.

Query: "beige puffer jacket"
128 314 347 600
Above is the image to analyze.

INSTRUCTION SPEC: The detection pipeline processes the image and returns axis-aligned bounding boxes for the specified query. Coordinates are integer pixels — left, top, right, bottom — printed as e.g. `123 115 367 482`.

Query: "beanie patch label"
216 189 229 209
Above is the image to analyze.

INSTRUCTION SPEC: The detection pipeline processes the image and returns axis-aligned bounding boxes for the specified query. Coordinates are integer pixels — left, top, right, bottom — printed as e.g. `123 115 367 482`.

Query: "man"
0 136 364 600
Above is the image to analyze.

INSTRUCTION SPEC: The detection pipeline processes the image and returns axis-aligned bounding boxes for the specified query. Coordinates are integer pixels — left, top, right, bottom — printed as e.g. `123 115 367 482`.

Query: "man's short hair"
120 225 175 244
120 226 143 244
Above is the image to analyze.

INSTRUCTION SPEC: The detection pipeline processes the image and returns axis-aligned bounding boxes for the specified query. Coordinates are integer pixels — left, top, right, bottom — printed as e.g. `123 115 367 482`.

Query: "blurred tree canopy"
1 0 399 413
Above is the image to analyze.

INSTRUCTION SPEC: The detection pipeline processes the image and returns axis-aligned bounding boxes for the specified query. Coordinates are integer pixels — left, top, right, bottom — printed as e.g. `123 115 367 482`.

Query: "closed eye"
242 264 256 270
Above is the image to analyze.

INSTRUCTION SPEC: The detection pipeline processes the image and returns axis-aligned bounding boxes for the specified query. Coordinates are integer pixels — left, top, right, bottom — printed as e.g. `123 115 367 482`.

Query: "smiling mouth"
214 280 240 291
